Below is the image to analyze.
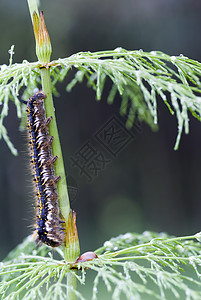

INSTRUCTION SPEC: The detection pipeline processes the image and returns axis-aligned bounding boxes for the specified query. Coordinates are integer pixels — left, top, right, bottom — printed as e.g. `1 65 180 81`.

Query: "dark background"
0 0 201 260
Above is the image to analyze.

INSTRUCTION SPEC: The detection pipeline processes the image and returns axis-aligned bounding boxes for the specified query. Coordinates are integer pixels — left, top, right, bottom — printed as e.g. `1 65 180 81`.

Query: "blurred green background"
0 0 201 261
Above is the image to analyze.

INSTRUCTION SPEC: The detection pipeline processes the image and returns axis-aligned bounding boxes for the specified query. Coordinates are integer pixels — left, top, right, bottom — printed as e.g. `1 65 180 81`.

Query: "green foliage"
52 49 201 149
1 232 201 299
1 46 201 298
1 48 201 154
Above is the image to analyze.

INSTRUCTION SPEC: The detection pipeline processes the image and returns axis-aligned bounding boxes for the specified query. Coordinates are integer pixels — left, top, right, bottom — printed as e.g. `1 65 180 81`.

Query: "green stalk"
67 272 77 300
27 1 80 298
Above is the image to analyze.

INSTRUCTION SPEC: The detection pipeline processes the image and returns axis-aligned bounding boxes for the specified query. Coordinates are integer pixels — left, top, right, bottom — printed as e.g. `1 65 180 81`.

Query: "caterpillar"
25 91 65 247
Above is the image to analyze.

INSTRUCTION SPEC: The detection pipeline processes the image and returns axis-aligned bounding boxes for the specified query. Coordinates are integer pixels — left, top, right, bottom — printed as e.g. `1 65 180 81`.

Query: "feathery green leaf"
1 232 201 299
1 48 201 152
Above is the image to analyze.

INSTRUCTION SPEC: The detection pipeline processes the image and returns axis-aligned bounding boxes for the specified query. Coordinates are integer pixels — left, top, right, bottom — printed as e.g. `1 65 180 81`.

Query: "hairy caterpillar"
25 91 65 247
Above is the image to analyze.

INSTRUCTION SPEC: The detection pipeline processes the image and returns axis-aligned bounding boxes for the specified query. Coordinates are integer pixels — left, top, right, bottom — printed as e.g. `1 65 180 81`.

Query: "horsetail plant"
0 0 201 299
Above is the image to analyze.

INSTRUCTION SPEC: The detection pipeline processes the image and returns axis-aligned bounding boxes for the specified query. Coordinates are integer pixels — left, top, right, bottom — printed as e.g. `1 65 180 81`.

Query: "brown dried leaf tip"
64 210 80 262
33 11 52 64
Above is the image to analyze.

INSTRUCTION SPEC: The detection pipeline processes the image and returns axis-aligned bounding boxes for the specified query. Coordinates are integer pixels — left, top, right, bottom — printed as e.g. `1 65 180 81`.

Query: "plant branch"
1 49 201 152
1 232 201 300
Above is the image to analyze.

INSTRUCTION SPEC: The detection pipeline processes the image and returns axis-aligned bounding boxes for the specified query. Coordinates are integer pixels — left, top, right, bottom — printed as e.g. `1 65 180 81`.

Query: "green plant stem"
41 67 70 221
38 14 78 300
40 52 78 300
40 29 78 300
27 2 79 297
67 272 77 300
